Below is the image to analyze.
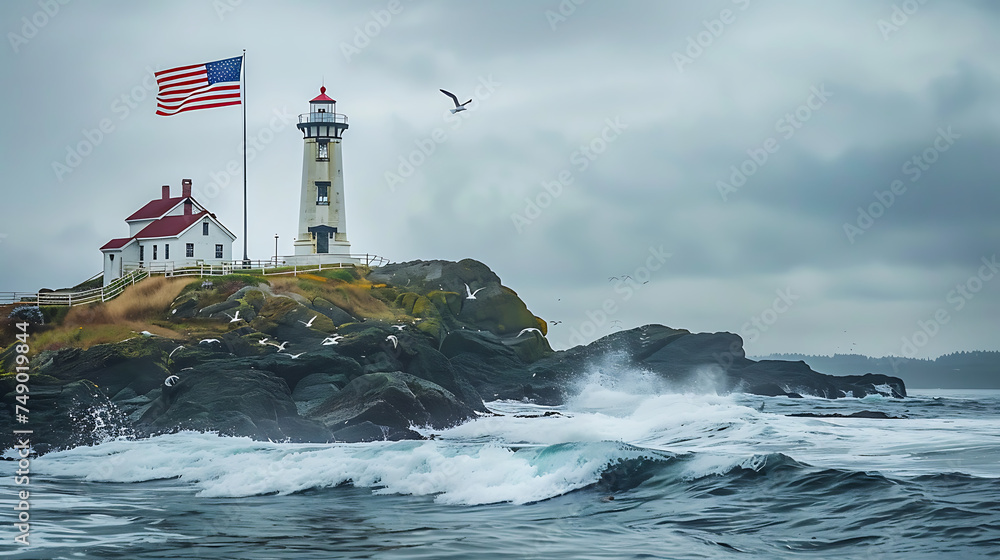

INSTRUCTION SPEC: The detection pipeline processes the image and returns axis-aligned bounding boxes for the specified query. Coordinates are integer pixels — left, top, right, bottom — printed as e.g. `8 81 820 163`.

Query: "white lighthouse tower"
293 86 352 258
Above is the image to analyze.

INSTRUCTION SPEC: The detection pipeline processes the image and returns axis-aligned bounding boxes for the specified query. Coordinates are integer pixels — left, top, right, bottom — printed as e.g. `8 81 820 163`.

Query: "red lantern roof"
310 86 335 103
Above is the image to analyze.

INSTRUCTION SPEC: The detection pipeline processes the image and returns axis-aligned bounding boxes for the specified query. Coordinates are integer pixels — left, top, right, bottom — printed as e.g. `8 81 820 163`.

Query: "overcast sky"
1 0 998 358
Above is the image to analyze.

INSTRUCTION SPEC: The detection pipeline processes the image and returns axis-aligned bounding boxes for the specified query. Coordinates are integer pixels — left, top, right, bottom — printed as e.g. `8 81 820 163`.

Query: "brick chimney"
161 185 170 199
182 179 192 198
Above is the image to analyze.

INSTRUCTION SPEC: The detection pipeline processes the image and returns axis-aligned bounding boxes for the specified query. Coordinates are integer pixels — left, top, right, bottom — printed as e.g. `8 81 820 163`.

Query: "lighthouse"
293 86 351 257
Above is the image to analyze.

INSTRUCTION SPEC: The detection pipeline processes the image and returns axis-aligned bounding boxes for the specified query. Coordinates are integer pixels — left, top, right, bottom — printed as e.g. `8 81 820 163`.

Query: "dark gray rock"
137 368 332 442
308 371 476 433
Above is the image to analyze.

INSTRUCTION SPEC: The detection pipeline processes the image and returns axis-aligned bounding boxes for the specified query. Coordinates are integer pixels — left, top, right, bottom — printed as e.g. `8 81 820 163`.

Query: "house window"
165 244 170 260
153 245 158 260
203 221 209 236
139 245 144 262
317 142 329 161
186 243 194 258
316 181 330 205
215 244 223 259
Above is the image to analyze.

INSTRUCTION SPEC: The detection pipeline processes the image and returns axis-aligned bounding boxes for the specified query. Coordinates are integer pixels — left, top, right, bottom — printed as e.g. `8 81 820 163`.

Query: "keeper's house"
100 179 236 285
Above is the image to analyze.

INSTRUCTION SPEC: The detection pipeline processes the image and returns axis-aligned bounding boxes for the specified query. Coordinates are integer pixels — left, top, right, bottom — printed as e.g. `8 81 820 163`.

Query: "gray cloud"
1 0 997 359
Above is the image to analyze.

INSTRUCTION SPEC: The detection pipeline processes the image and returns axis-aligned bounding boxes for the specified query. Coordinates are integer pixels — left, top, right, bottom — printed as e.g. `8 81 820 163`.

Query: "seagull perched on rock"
164 375 180 387
223 310 241 323
440 89 472 113
299 315 318 328
516 328 542 338
140 331 156 337
199 339 220 345
321 335 344 346
464 283 485 300
386 335 399 349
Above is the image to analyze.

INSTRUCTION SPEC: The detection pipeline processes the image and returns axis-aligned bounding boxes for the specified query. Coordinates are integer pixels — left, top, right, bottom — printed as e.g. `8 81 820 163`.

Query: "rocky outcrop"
0 259 907 453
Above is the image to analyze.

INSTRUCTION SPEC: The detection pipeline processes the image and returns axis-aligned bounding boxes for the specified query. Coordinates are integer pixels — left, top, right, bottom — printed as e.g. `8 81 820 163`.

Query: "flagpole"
242 49 249 267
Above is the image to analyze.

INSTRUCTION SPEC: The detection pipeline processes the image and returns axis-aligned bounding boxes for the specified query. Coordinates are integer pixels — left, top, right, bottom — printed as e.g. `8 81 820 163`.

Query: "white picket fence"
0 254 389 308
0 268 150 307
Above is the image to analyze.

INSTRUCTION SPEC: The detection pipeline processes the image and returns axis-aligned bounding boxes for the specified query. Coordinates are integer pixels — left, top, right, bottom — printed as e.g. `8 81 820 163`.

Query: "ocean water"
3 370 999 559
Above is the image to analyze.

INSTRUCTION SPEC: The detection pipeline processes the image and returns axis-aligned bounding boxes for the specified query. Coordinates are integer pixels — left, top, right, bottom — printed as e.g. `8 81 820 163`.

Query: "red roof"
134 211 208 239
310 86 335 103
100 238 133 251
126 197 185 221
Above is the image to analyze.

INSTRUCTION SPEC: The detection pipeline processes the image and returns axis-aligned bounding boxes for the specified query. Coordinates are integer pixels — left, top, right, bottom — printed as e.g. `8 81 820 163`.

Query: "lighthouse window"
215 244 224 259
165 244 170 260
203 221 209 235
317 142 329 161
186 243 194 258
139 245 144 262
153 245 158 260
316 182 330 205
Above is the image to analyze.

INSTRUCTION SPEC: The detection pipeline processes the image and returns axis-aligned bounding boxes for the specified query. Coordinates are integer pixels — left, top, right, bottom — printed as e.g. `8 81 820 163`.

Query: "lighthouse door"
308 225 337 254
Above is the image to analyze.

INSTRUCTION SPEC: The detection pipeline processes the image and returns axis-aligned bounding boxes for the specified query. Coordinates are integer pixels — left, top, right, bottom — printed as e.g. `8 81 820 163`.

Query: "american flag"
155 56 243 116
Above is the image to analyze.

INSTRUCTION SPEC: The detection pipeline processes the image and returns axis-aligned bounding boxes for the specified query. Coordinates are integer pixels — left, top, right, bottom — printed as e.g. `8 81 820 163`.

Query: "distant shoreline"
750 352 1000 390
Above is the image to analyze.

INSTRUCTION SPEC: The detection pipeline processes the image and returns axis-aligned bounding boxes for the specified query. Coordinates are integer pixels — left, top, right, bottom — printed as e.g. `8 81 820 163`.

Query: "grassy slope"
0 269 401 357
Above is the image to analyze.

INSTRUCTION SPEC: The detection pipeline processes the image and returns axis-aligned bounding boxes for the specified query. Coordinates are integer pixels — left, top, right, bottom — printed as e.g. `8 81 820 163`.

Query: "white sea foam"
29 376 1000 506
34 434 659 505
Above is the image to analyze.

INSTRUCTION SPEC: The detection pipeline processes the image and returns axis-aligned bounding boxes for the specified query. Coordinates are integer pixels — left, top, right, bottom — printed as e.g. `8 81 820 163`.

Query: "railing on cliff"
0 254 389 308
0 268 149 307
126 253 388 278
0 253 389 307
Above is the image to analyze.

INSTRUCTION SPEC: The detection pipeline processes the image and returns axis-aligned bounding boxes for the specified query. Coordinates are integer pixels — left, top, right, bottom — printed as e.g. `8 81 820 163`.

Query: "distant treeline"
751 351 1000 389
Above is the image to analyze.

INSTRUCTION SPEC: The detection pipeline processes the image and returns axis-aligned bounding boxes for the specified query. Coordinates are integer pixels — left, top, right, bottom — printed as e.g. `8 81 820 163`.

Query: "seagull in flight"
440 89 472 113
281 352 306 359
321 335 345 346
168 345 185 358
464 283 485 300
299 315 318 328
391 324 406 331
516 328 542 338
199 339 220 345
549 320 562 325
258 337 270 345
386 335 399 349
264 340 289 352
164 375 180 387
223 310 241 323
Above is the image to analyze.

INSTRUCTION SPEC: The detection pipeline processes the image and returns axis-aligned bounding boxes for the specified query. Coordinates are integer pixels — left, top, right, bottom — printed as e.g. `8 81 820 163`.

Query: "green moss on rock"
427 291 463 316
